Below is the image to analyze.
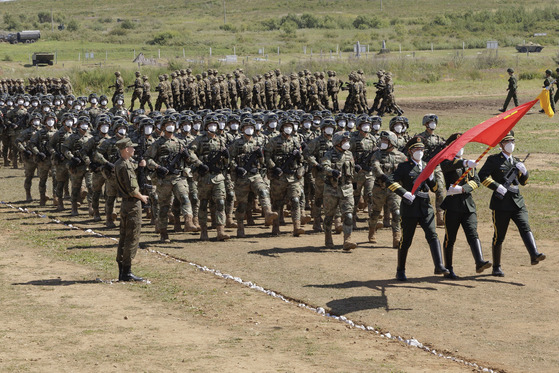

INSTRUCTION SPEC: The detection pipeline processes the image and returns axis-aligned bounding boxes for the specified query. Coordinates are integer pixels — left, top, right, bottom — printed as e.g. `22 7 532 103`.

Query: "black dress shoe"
396 269 407 281
444 269 458 279
434 266 450 275
498 108 505 112
476 261 492 273
492 266 505 277
531 253 546 265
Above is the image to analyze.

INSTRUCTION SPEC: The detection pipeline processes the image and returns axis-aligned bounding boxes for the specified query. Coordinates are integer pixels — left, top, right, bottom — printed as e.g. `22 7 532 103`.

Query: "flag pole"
451 145 494 187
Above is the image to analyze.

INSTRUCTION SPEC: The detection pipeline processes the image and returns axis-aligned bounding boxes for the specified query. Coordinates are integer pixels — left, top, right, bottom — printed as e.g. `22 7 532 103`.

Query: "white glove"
496 184 507 196
428 172 434 181
516 162 527 174
463 159 478 169
447 185 463 195
403 192 416 203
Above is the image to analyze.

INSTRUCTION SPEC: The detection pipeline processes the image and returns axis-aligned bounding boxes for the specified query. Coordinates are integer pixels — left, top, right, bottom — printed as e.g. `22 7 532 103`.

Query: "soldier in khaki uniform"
321 131 357 250
110 71 125 105
140 75 153 112
146 116 198 242
16 112 42 201
416 114 446 226
128 71 143 111
265 118 305 237
369 131 407 247
114 137 148 282
90 116 112 222
49 113 75 211
29 112 58 206
228 118 278 237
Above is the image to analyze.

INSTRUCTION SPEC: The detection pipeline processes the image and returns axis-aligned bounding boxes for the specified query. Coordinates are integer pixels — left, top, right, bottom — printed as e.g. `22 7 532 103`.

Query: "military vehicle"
0 30 41 44
32 52 54 66
516 42 543 53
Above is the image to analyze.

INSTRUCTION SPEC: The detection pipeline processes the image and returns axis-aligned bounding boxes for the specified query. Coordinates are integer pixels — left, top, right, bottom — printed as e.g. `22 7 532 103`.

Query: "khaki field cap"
116 137 137 150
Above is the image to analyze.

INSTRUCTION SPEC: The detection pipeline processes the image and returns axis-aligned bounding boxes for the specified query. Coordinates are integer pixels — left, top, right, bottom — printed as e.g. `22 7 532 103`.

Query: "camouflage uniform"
5 102 27 168
327 71 341 112
48 121 74 211
111 71 125 105
29 121 57 205
15 122 39 201
128 72 143 111
321 132 357 250
140 76 153 112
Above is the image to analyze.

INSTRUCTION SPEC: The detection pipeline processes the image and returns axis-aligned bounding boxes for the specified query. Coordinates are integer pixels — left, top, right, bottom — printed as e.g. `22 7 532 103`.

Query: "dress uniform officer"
478 131 546 277
387 136 449 281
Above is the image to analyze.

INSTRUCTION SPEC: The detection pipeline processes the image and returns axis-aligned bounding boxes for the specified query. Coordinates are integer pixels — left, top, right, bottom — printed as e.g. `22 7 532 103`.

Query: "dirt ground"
1 97 558 372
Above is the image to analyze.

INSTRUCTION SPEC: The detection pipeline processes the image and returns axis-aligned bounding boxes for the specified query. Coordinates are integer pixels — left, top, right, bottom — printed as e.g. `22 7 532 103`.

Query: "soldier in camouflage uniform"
146 115 198 242
88 116 111 222
265 118 306 236
29 111 58 206
289 73 301 109
416 114 446 226
49 113 75 211
128 71 143 111
321 131 357 250
278 76 292 110
154 75 168 111
16 112 42 201
62 116 95 216
307 76 324 111
389 116 410 152
140 75 153 112
252 76 263 110
327 71 341 112
304 118 335 232
369 131 407 248
110 71 125 105
5 95 27 168
171 72 182 110
228 118 278 237
114 137 148 282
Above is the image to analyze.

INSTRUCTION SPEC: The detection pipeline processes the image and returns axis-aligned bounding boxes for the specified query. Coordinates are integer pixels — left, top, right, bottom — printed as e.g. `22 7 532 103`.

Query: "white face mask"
347 121 355 129
313 119 321 126
43 107 51 112
80 124 89 131
65 120 73 127
75 105 82 110
24 101 30 107
73 117 78 124
283 126 293 135
67 100 74 106
144 126 154 135
117 99 124 105
380 142 389 150
456 148 464 157
32 102 39 107
117 128 127 136
183 124 191 132
244 127 254 136
100 125 110 134
361 124 371 133
504 142 515 153
46 119 55 127
17 100 24 105
268 121 277 129
54 100 61 106
255 123 263 130
165 125 175 133
393 124 403 133
90 98 98 104
193 123 201 131
428 121 437 130
218 122 226 130
7 101 13 106
341 141 350 150
303 121 312 129
101 100 108 106
230 123 239 131
372 123 381 131
338 120 346 128
32 119 41 126
324 127 334 135
293 124 299 131
207 124 217 133
412 150 424 161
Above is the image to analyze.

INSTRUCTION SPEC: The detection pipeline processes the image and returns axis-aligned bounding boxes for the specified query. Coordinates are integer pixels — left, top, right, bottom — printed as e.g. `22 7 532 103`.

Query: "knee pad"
344 213 353 226
259 190 270 200
291 197 299 206
216 199 225 211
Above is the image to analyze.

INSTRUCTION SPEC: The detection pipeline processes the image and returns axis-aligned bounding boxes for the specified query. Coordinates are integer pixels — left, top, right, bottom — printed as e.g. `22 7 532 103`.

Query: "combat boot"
159 228 170 243
192 215 201 230
225 214 237 228
168 212 175 225
39 193 47 206
263 206 278 226
312 219 324 232
300 213 312 225
88 202 94 217
52 196 59 207
118 262 123 281
199 225 209 241
436 210 445 227
56 197 65 211
392 231 401 249
105 218 116 229
271 218 280 236
3 158 9 167
79 189 88 204
174 215 182 232
334 217 343 234
25 189 32 202
343 233 357 251
236 220 246 238
121 265 143 282
70 201 79 216
368 225 377 243
93 208 101 222
292 220 305 237
325 230 334 248
183 214 200 232
216 225 230 241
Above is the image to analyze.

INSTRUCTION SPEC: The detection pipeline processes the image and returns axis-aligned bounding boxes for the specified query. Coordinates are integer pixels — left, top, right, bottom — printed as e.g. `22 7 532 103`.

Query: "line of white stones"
1 201 494 373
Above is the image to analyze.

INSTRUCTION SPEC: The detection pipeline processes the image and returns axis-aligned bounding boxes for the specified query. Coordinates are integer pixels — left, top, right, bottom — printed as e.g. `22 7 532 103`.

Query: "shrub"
109 28 127 36
353 15 381 29
37 11 52 23
3 54 12 62
148 31 177 45
120 19 135 30
3 14 19 31
67 20 79 32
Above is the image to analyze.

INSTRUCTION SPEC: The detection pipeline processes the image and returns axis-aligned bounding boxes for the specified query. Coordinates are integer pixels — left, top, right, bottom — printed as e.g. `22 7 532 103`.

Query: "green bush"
3 54 13 62
353 15 381 29
109 28 127 36
120 19 135 30
148 31 177 46
37 11 51 23
3 14 19 31
67 20 79 32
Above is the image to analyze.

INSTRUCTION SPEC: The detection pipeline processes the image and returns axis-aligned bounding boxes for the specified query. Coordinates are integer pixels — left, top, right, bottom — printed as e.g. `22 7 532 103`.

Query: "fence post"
183 48 185 58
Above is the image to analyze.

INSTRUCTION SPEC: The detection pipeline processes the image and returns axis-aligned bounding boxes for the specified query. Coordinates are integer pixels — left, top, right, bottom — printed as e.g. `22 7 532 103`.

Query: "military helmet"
96 115 111 127
332 131 351 147
115 71 121 76
29 111 43 125
112 117 128 129
142 75 148 80
370 115 382 125
320 117 337 129
507 68 514 73
545 69 552 75
227 114 240 124
356 114 372 127
140 117 155 128
178 114 192 125
77 115 91 126
135 71 141 76
204 114 218 127
241 118 256 129
379 130 398 147
422 113 438 126
389 116 409 131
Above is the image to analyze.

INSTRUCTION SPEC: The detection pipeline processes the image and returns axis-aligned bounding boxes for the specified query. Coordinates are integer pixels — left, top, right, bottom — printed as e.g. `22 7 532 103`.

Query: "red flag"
411 99 538 194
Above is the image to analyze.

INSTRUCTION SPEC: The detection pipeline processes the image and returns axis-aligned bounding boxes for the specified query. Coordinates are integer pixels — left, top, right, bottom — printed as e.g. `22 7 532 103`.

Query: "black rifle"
496 153 530 200
240 147 263 176
356 150 375 172
166 146 190 175
201 148 228 175
277 149 301 175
